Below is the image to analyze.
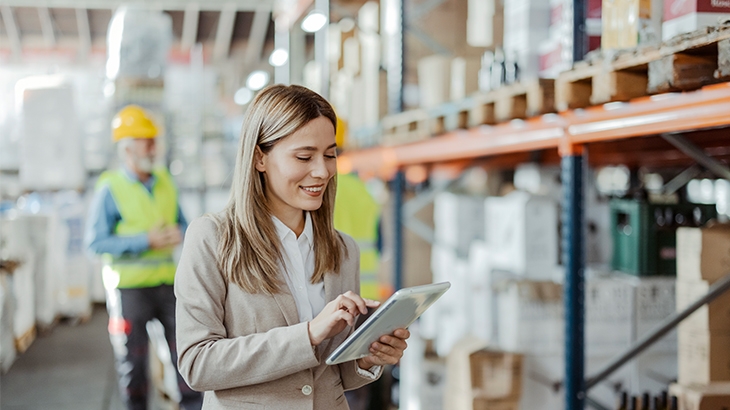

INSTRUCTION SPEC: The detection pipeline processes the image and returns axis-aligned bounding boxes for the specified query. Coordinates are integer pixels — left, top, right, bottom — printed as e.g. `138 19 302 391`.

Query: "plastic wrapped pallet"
17 77 84 191
106 6 172 80
24 214 60 328
52 192 92 320
0 216 36 353
0 273 16 373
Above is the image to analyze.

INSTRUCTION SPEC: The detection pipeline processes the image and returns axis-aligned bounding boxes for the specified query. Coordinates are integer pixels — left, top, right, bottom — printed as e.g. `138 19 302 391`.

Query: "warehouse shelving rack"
339 82 730 409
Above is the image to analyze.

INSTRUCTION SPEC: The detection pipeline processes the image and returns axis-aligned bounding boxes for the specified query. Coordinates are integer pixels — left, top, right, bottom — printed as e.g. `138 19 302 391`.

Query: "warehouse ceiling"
0 0 279 64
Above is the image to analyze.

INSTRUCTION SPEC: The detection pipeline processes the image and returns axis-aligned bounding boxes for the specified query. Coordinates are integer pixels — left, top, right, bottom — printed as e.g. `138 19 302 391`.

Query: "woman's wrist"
357 358 374 370
307 321 320 346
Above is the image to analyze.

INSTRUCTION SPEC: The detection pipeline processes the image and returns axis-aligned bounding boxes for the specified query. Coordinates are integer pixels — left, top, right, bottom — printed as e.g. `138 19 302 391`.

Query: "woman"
175 84 410 409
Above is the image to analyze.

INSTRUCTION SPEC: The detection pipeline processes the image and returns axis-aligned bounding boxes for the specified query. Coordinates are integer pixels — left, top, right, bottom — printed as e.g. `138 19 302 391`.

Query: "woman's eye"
297 157 311 161
324 155 336 159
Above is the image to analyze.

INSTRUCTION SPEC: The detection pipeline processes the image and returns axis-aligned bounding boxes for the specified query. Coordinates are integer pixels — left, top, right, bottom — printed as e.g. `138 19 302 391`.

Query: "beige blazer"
175 215 379 410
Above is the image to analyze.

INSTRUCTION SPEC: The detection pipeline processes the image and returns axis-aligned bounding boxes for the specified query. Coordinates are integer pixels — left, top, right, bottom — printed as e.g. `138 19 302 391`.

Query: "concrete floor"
0 304 125 410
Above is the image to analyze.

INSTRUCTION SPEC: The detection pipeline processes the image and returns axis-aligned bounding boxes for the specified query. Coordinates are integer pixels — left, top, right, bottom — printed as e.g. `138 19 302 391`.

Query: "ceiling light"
234 87 254 105
269 48 289 67
246 71 270 91
301 11 327 33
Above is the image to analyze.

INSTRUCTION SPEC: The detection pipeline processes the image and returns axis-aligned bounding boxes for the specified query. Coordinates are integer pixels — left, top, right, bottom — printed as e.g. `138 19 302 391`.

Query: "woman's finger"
335 296 359 317
380 335 407 351
342 291 368 315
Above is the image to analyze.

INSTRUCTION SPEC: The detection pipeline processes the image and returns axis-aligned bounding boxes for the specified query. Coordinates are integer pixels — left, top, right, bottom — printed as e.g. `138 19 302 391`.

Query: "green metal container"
610 199 717 276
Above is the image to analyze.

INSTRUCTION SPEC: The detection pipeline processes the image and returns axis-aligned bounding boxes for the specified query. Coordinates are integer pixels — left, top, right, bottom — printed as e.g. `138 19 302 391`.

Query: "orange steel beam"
566 82 730 144
340 82 730 177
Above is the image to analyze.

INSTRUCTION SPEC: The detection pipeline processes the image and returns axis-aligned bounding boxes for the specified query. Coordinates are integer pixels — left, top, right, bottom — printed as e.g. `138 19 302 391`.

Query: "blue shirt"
84 167 188 257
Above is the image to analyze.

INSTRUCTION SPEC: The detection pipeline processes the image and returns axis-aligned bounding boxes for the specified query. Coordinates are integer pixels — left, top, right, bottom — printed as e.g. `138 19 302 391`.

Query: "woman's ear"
254 146 266 173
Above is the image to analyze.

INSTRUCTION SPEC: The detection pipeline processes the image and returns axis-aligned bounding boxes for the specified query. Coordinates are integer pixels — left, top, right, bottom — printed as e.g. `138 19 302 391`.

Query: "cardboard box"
677 279 730 332
446 337 523 410
677 225 730 284
678 329 730 385
663 0 730 40
471 350 523 400
472 399 520 410
669 382 730 410
603 0 655 49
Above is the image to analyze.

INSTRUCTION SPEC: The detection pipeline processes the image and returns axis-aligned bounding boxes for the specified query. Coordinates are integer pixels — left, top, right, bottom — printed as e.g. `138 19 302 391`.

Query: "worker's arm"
84 186 150 257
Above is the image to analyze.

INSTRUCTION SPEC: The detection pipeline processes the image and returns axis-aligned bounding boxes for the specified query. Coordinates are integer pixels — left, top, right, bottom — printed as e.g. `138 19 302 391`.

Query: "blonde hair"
214 84 345 294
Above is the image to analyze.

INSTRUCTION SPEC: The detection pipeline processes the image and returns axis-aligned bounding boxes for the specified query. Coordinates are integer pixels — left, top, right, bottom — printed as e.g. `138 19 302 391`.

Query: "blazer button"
302 385 313 396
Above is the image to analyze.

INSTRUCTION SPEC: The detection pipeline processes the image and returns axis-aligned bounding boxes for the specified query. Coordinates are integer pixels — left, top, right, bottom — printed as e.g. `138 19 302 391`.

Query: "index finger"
342 291 368 315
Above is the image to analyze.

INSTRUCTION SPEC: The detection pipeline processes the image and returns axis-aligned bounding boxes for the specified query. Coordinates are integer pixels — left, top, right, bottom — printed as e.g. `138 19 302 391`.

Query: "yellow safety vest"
334 173 382 300
97 168 178 289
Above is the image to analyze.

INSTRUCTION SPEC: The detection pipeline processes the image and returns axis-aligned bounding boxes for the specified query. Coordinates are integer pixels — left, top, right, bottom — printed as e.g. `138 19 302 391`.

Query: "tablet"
325 282 451 365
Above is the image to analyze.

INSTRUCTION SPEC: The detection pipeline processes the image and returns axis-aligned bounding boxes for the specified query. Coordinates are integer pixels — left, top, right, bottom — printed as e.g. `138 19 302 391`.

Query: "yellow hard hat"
112 105 158 142
335 116 347 148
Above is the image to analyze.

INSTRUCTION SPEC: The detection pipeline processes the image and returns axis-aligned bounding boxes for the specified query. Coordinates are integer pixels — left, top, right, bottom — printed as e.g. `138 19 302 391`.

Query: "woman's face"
256 116 337 221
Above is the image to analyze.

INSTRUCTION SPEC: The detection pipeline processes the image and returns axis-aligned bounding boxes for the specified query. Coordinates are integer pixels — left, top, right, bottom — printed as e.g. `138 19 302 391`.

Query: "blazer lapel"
273 287 299 326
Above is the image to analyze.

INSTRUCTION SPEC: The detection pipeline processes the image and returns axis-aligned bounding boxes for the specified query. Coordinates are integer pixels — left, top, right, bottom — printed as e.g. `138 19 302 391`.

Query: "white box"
496 280 564 354
634 277 677 353
663 0 730 40
418 55 452 108
450 57 481 101
468 242 496 343
485 191 559 278
434 193 486 257
585 276 634 356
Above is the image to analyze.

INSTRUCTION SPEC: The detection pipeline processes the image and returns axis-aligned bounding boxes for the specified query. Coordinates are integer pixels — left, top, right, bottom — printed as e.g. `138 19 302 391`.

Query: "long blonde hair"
215 84 345 294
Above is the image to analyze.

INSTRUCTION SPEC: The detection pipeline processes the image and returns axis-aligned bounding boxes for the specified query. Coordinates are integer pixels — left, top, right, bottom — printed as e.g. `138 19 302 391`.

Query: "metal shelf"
339 82 730 175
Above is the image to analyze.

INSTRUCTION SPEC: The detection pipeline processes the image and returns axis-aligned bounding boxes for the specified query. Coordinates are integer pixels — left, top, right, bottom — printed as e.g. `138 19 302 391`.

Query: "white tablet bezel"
325 282 451 365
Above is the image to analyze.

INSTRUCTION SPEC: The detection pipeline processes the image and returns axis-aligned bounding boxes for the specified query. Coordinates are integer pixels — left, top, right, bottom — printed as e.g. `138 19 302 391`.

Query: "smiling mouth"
301 185 324 193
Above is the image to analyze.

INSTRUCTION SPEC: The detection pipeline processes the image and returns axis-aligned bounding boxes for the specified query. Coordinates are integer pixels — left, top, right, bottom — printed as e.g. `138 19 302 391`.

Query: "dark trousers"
106 285 203 410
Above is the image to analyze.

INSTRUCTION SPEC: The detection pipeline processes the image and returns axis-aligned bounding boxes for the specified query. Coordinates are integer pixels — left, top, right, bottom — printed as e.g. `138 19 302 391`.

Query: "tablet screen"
326 282 450 365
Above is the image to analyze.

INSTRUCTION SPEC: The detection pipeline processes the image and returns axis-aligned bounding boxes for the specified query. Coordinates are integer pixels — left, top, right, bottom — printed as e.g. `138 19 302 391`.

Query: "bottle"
491 48 505 90
641 392 650 410
479 51 494 93
617 391 628 410
669 395 678 410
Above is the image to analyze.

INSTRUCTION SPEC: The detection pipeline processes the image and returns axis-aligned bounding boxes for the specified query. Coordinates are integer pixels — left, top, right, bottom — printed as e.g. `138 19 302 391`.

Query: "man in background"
85 105 202 410
333 118 387 410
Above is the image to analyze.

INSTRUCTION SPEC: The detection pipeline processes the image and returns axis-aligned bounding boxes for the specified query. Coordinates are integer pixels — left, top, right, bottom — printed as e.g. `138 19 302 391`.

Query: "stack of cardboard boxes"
673 225 730 409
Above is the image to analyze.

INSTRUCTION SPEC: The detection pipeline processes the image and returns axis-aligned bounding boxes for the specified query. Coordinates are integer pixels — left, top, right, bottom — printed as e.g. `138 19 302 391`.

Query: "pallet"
556 24 730 111
380 109 431 146
470 79 556 126
15 326 36 354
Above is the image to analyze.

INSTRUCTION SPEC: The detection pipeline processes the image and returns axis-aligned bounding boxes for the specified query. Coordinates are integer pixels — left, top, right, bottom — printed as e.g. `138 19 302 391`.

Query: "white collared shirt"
272 212 325 323
272 213 380 378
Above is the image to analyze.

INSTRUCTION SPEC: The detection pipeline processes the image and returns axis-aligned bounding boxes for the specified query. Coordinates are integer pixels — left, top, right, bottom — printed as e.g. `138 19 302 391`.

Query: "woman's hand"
356 328 410 369
308 291 380 346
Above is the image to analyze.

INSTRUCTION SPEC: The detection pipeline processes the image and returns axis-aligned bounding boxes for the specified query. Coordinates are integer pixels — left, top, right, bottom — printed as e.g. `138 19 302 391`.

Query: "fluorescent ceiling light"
301 11 327 33
246 71 269 91
234 87 254 105
269 48 289 67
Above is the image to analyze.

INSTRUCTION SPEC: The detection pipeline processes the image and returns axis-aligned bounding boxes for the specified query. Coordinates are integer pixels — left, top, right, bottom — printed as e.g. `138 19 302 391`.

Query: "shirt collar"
272 212 313 243
122 165 156 187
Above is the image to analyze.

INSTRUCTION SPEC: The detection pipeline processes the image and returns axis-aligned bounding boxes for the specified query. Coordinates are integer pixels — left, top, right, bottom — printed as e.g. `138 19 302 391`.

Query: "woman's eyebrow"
292 143 337 151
